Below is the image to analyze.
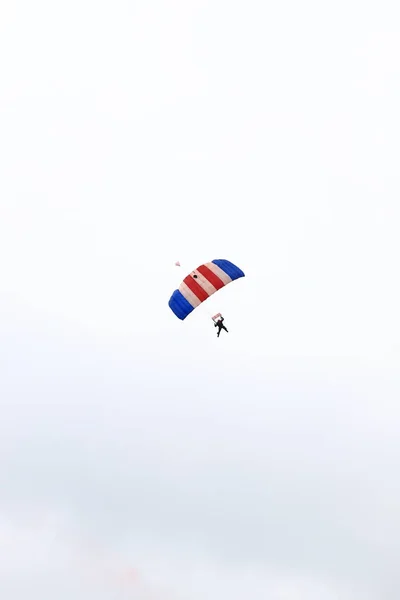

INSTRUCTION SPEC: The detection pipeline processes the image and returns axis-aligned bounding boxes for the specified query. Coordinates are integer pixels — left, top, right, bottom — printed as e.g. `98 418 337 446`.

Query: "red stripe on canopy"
197 264 225 290
183 275 210 302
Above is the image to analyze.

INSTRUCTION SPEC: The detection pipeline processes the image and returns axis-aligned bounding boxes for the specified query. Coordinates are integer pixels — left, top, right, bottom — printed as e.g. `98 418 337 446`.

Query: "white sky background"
1 1 400 599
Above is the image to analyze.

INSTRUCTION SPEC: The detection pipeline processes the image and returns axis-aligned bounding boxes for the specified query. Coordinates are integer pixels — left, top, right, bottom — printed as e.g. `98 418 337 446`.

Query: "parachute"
168 259 245 320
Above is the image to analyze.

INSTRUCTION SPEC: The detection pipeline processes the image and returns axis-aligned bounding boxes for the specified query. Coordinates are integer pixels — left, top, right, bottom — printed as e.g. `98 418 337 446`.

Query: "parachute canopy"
169 259 245 320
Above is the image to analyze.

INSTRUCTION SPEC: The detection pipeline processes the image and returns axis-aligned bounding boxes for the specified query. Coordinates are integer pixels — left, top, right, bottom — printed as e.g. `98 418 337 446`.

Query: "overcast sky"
1 1 400 599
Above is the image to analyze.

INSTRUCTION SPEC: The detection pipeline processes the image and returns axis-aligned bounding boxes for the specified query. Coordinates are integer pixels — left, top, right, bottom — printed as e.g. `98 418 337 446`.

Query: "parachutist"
214 316 228 337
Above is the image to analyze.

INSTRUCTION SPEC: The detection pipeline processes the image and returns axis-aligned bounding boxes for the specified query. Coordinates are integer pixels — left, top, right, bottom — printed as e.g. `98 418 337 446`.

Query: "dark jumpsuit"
214 317 228 337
